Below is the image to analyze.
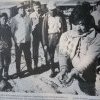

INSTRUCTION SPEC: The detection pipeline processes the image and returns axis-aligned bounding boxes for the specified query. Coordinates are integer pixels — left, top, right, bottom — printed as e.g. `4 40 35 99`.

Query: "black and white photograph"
0 0 100 99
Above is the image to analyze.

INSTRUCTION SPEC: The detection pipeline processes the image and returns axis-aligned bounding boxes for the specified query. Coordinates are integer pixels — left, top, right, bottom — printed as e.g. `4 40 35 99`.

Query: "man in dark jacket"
42 2 65 78
0 13 12 80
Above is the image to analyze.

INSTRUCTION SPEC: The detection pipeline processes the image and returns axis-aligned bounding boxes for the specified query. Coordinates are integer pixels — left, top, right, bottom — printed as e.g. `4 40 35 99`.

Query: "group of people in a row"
0 1 67 80
0 0 100 95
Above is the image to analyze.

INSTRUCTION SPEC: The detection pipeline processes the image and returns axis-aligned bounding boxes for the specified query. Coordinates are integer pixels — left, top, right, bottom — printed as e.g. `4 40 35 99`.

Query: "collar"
69 28 96 39
17 14 26 19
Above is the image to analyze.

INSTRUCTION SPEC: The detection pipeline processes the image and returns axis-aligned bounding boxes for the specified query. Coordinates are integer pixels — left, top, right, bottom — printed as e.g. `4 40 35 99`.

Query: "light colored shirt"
91 11 100 26
30 12 40 31
11 14 32 44
59 28 100 73
48 15 61 34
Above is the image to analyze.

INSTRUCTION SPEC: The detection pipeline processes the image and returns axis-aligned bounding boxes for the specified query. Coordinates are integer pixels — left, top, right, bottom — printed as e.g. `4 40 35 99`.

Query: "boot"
49 62 56 78
16 68 22 78
33 59 38 70
27 65 33 74
49 70 56 78
4 66 9 80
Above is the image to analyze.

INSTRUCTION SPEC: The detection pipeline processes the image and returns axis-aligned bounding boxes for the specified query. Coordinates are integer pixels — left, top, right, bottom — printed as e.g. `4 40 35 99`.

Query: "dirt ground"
4 43 100 96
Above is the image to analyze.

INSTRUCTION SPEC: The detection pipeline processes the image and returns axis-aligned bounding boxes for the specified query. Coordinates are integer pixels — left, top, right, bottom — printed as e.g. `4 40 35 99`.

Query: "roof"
0 5 16 10
56 0 99 6
0 0 29 9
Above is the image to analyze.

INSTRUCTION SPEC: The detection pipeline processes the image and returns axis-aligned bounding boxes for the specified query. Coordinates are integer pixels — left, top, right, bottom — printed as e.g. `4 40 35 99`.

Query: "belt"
48 32 59 35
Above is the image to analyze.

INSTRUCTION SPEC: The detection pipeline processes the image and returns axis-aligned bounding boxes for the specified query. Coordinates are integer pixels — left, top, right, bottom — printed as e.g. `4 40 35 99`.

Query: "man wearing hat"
11 3 33 77
42 1 64 78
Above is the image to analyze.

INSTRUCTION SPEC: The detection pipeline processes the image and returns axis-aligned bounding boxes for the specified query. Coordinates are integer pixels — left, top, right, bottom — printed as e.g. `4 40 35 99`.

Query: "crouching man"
56 5 99 96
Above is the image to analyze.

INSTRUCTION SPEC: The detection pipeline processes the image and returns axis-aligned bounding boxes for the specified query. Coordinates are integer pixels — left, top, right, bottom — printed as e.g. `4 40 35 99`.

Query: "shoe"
4 73 9 80
17 72 23 78
3 76 9 81
49 72 57 78
28 68 33 74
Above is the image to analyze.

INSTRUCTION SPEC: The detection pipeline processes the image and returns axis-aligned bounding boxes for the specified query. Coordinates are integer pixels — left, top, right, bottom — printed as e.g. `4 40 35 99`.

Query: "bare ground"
5 43 100 95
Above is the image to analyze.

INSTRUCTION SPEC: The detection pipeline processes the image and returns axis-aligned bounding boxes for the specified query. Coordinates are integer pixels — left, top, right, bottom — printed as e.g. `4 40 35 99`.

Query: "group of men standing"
0 1 66 82
0 0 100 95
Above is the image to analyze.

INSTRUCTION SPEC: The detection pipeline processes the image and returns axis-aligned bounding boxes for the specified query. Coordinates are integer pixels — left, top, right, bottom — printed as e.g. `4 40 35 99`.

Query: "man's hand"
56 68 66 83
66 68 79 84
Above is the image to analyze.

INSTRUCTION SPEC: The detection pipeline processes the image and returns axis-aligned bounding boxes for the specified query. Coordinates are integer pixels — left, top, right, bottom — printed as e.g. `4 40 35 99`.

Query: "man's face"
18 7 25 16
0 16 7 25
25 9 30 16
72 21 87 35
48 9 54 16
48 8 57 17
97 4 100 13
33 5 40 13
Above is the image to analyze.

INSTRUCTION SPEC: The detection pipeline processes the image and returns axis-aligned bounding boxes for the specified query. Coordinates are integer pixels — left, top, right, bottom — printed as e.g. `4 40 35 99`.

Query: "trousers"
0 48 11 79
46 33 60 71
15 41 32 73
32 29 43 67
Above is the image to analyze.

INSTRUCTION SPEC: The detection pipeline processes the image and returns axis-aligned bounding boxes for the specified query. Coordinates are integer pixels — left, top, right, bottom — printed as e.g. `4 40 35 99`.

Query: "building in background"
0 5 17 18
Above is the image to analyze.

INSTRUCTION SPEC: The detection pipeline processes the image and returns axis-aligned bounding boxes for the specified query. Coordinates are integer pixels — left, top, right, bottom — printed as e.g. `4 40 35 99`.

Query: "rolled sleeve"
59 32 70 72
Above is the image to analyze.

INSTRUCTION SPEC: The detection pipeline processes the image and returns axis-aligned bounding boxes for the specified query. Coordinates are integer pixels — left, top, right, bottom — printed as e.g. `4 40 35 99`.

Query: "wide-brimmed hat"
17 3 24 9
47 1 56 10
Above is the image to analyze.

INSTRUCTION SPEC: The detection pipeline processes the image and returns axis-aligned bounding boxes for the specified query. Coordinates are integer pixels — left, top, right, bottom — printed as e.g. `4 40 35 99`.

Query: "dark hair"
82 1 92 13
0 13 8 19
33 1 41 7
69 4 95 30
97 1 100 6
69 5 82 25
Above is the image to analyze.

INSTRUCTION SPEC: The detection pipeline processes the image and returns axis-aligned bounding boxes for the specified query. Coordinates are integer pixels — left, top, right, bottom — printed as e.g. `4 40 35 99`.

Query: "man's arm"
42 15 48 46
10 18 17 45
65 33 100 84
56 33 70 80
75 34 100 73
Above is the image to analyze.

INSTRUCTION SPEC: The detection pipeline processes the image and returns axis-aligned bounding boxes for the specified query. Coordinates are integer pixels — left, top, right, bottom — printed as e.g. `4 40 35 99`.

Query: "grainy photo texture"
0 0 100 99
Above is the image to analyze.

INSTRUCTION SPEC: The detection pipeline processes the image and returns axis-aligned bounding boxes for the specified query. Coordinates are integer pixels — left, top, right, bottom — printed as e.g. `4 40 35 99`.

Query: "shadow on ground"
8 62 59 80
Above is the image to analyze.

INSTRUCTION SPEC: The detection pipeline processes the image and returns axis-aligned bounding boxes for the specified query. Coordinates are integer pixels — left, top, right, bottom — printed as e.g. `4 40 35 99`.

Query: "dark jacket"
0 24 12 51
42 13 66 46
